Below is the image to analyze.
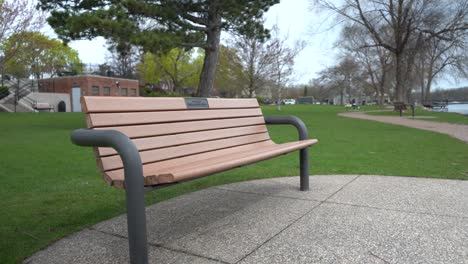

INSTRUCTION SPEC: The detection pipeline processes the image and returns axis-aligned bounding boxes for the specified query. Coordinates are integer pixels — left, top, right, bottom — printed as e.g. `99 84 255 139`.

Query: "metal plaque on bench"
185 98 209 109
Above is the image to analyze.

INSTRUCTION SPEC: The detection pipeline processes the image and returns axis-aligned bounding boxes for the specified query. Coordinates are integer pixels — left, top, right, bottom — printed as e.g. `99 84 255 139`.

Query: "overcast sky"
56 0 467 89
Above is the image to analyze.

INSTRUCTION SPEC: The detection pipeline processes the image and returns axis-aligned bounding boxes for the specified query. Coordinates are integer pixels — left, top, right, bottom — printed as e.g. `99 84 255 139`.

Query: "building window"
103 87 110 96
121 88 128 96
130 88 137 96
92 86 99 95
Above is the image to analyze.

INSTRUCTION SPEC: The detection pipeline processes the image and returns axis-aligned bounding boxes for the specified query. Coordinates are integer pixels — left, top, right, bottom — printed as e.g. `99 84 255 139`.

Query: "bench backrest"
81 96 270 174
33 102 52 109
393 102 407 110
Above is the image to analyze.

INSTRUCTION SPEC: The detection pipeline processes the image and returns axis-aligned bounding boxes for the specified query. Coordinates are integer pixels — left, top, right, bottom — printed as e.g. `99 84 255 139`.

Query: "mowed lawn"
1 105 468 263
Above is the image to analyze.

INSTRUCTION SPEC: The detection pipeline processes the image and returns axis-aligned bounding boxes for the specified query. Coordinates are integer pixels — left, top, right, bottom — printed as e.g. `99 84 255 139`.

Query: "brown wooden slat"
94 116 266 138
157 139 318 184
207 98 258 109
100 133 271 171
98 125 269 156
82 96 260 113
88 108 263 128
82 96 187 113
103 139 318 188
104 141 276 188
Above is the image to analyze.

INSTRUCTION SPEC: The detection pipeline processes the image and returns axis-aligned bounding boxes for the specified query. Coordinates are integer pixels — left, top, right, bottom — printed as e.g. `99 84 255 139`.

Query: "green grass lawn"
367 107 468 124
1 105 468 263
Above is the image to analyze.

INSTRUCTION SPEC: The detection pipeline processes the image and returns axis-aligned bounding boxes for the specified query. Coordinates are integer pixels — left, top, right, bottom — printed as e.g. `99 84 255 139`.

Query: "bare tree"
106 41 142 79
266 25 305 108
307 79 332 103
317 56 362 105
232 32 275 98
339 24 393 106
0 0 46 82
314 0 468 103
416 1 468 103
431 86 468 101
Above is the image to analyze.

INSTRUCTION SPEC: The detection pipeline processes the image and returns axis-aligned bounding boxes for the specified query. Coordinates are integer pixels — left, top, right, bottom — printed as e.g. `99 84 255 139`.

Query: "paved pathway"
339 111 468 143
25 175 468 264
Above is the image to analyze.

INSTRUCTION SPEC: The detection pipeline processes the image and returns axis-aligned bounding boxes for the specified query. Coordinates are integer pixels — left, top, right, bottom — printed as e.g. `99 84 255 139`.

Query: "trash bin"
58 101 66 112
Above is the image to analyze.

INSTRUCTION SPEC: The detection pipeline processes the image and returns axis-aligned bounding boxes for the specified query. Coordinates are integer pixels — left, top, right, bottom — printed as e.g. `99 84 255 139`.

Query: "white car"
282 99 296 105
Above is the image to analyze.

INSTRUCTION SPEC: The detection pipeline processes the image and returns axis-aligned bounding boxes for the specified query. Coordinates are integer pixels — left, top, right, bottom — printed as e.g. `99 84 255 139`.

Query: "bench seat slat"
98 125 269 156
104 139 318 188
83 97 259 113
159 139 318 184
99 133 271 171
103 141 276 187
88 108 262 127
94 116 267 139
207 98 259 109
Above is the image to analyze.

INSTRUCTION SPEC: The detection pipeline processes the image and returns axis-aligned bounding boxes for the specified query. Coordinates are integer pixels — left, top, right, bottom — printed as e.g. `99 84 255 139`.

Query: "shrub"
0 86 10 100
141 89 186 98
256 96 273 105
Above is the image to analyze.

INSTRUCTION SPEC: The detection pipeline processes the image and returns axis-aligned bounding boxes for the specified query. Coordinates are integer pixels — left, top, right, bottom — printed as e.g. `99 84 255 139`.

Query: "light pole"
116 81 120 96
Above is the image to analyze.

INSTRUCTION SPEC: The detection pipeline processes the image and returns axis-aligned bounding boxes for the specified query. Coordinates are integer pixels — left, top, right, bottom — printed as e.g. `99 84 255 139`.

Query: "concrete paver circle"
25 175 468 264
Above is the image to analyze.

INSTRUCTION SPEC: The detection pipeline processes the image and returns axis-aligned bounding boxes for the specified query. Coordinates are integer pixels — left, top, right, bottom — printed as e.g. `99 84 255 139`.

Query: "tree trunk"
379 93 384 108
197 18 222 97
424 75 433 103
340 89 344 105
420 70 425 104
394 52 405 102
379 65 386 108
0 65 4 87
424 66 434 103
248 78 255 97
248 47 256 98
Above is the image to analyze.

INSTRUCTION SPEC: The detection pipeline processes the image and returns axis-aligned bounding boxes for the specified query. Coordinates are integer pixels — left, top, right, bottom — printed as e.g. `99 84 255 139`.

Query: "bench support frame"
71 129 148 264
70 114 310 264
265 115 310 191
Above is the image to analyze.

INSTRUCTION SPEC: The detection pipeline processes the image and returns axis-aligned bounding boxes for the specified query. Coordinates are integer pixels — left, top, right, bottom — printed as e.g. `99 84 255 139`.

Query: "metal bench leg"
126 188 148 264
70 129 148 263
300 148 309 191
124 160 148 264
264 116 311 192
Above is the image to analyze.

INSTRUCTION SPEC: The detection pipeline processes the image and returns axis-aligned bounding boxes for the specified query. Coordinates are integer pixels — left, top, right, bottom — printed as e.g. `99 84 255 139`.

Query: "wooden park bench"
71 96 318 264
32 102 54 112
393 102 407 116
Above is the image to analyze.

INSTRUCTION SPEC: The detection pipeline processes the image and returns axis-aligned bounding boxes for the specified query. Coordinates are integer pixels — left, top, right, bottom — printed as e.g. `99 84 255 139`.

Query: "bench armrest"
71 128 141 166
264 115 308 140
265 115 310 191
71 129 148 263
71 128 143 183
71 129 144 189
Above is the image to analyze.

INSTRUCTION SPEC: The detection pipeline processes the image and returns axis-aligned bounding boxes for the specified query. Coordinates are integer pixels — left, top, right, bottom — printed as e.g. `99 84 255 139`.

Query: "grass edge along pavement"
366 107 468 125
339 111 468 144
1 105 468 263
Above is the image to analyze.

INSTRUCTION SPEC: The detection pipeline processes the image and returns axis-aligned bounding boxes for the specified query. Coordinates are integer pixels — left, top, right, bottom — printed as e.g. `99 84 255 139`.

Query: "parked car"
282 99 296 105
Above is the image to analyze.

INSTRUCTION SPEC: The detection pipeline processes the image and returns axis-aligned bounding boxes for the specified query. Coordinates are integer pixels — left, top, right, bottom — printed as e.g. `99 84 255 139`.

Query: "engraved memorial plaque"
185 98 209 109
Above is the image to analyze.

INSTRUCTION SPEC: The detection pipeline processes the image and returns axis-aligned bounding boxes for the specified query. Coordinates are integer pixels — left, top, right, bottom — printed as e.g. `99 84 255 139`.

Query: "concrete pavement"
25 175 468 264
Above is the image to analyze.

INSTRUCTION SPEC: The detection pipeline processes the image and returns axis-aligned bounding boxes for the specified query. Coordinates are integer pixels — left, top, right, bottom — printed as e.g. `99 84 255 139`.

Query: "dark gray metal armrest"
71 129 142 171
264 115 308 140
264 115 310 191
71 129 148 264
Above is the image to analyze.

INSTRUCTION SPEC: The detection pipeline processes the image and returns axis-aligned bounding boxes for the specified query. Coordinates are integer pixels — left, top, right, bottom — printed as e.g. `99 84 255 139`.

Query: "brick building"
38 75 139 112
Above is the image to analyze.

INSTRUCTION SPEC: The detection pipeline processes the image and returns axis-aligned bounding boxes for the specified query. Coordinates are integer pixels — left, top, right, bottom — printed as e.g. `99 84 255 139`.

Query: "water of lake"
447 104 468 115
